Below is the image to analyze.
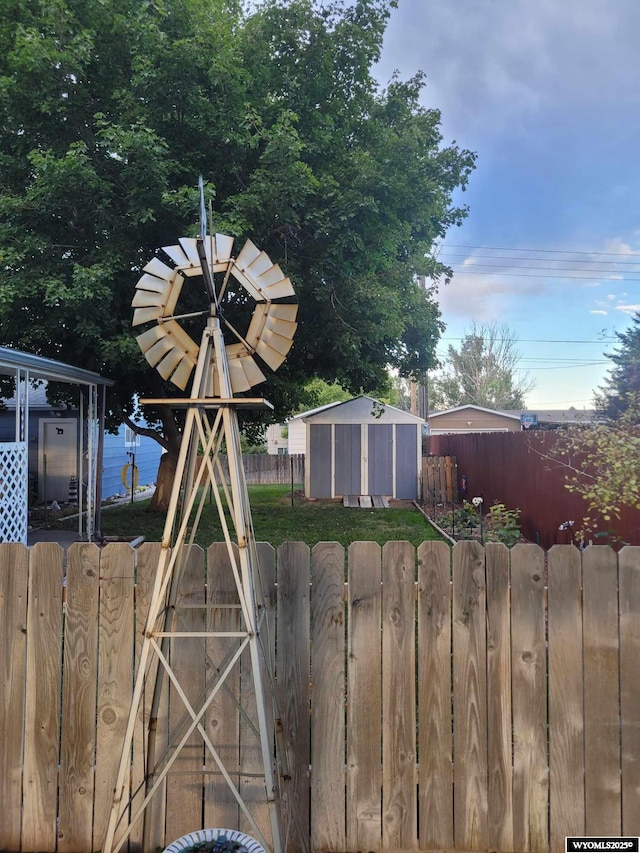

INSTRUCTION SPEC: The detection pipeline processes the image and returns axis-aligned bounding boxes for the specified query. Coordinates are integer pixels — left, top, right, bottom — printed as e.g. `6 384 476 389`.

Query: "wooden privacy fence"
2 540 640 853
422 455 458 504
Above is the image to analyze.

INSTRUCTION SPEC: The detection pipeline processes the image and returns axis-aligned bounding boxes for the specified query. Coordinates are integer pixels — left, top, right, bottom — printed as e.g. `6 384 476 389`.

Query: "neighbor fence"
2 540 640 853
215 452 304 485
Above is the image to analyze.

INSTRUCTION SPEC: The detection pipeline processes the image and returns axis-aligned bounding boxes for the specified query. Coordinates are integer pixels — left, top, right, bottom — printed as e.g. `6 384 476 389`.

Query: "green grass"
62 484 443 549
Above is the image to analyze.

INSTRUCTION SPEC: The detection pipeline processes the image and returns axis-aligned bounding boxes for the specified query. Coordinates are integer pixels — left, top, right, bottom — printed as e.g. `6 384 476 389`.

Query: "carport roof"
0 346 114 387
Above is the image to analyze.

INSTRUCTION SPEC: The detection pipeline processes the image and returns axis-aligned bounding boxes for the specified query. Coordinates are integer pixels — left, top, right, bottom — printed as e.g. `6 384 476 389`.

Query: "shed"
303 396 425 500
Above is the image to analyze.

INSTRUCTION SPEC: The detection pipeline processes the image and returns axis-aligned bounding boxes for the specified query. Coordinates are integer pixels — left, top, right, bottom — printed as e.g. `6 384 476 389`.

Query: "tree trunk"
148 449 178 513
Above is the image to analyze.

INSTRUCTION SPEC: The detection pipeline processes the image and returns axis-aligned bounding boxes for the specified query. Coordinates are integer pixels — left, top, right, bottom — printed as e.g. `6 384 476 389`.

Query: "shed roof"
302 395 425 425
0 346 113 386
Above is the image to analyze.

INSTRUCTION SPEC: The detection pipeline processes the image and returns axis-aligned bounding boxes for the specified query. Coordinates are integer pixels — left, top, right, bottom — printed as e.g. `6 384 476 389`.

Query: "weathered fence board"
510 544 547 853
1 541 640 853
583 545 621 836
22 543 63 853
310 542 346 852
453 540 488 851
0 544 29 851
486 542 513 853
620 546 640 836
347 541 382 852
417 540 453 850
548 545 585 853
59 543 100 853
277 542 310 853
382 541 416 849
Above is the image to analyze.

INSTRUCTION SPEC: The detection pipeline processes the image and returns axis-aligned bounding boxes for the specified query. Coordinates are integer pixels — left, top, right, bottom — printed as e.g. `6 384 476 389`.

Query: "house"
301 396 425 500
428 404 595 434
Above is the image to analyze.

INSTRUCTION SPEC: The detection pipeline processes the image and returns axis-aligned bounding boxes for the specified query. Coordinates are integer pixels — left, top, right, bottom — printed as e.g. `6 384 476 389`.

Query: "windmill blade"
262 278 295 300
170 355 196 391
136 320 199 373
244 304 297 350
230 265 264 303
133 306 163 326
235 239 261 272
269 303 298 322
226 343 267 392
255 331 294 371
214 234 234 264
162 242 192 269
143 257 176 282
254 264 286 289
245 251 273 280
133 270 185 317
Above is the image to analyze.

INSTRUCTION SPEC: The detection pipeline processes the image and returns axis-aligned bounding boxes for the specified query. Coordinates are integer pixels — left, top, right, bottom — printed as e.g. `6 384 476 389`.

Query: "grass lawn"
72 484 443 549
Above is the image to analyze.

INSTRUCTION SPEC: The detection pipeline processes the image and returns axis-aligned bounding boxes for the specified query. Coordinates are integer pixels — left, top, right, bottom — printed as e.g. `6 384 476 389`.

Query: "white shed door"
39 419 77 503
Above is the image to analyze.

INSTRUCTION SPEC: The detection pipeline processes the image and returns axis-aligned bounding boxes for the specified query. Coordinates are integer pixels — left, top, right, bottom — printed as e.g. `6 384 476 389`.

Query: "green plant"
485 502 521 547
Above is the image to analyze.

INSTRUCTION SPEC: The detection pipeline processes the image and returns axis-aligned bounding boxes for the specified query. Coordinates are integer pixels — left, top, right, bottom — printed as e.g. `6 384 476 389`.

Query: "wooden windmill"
103 184 298 853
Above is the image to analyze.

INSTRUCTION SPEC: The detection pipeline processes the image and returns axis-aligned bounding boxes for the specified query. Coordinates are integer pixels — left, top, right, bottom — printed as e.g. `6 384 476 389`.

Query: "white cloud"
591 309 608 315
615 304 640 313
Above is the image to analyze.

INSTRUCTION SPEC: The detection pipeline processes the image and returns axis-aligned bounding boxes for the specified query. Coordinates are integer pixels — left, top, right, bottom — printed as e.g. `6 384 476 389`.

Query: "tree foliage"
0 0 475 503
549 395 640 541
596 313 640 419
429 321 534 410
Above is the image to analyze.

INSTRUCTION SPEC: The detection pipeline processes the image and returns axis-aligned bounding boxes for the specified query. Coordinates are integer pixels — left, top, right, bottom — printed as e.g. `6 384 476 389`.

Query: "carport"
0 347 113 544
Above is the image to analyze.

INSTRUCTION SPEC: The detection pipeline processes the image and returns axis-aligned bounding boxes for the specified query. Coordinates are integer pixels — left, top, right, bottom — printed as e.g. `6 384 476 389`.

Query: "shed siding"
395 424 418 499
335 424 361 496
309 424 332 498
367 424 393 496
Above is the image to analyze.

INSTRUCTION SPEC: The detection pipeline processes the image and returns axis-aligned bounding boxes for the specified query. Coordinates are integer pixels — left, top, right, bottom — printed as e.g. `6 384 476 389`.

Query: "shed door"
39 419 77 503
395 424 418 499
335 424 361 496
367 424 393 496
309 423 332 498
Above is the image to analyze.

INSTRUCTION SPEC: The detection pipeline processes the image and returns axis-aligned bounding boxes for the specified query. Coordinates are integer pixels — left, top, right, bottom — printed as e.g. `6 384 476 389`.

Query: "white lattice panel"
0 442 28 544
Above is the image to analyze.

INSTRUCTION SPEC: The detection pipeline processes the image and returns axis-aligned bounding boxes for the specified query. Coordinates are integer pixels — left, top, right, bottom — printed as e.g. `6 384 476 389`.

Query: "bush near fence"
1 540 640 853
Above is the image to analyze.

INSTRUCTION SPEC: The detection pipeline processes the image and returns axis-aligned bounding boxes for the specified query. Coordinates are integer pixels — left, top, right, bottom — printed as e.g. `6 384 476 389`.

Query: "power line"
439 251 640 267
441 242 640 258
441 266 640 282
440 336 616 344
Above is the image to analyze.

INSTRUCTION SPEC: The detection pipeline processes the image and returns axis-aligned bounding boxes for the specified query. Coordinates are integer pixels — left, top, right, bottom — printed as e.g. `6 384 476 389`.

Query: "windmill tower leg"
103 321 285 853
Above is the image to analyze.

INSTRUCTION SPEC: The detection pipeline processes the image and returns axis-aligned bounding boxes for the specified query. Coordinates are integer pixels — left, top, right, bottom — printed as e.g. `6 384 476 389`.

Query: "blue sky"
374 0 640 409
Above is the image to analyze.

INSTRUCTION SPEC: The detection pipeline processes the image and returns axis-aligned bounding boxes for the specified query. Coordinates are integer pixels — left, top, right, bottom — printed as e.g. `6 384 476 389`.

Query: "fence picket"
165 545 207 842
347 541 382 852
486 542 513 852
277 542 311 853
310 542 347 852
510 544 548 852
22 543 63 852
583 545 622 835
382 541 417 849
238 542 276 845
0 544 29 850
417 540 453 850
93 544 136 850
204 542 241 831
131 542 166 851
58 543 100 853
620 546 640 836
548 545 585 853
452 540 489 850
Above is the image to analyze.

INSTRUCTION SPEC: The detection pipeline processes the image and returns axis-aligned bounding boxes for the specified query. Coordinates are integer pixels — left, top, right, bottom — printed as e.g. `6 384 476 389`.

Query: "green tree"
0 0 475 508
429 322 534 410
596 313 640 419
549 395 640 540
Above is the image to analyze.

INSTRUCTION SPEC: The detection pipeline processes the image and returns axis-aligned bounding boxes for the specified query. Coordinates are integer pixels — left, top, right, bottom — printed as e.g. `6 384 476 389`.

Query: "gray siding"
334 424 361 496
367 424 393 496
395 424 418 499
309 423 332 498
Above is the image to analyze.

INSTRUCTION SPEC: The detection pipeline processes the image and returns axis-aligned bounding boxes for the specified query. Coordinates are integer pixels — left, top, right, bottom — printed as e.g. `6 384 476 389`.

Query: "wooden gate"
422 454 458 503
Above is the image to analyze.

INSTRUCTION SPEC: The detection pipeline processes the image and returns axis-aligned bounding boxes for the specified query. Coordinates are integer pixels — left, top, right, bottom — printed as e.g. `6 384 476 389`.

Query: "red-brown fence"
2 540 640 853
426 430 640 547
